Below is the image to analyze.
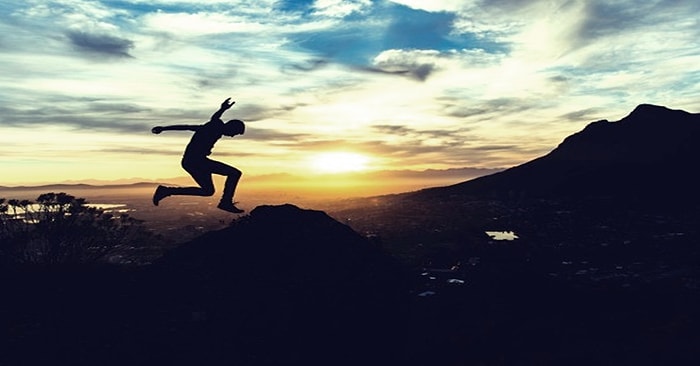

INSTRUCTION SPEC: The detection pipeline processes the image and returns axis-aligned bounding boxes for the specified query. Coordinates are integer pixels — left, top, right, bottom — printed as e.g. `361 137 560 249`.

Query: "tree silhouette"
0 192 152 264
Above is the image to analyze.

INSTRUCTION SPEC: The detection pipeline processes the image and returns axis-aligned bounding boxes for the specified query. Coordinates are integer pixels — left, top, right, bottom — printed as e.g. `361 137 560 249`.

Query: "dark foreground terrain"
2 202 699 366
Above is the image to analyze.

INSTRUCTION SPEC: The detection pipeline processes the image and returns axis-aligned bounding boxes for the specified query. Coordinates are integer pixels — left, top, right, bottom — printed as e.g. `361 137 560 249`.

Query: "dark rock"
143 204 410 365
3 204 410 366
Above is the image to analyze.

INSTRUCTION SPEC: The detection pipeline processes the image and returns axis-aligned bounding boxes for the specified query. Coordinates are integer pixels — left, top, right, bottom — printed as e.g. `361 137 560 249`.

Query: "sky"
1 0 699 187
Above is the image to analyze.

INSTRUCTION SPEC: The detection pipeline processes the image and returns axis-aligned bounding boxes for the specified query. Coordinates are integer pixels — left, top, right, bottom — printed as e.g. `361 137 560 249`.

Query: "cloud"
139 11 268 37
440 97 535 119
559 107 606 123
371 49 438 81
1 102 154 134
575 1 700 44
282 58 330 73
87 102 151 114
386 0 482 13
98 146 184 156
371 124 414 136
371 123 472 143
99 146 258 158
312 0 373 18
369 47 504 82
242 127 311 142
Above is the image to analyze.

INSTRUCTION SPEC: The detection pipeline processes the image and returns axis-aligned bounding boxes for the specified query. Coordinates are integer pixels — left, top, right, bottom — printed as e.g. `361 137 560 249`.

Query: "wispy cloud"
66 31 135 57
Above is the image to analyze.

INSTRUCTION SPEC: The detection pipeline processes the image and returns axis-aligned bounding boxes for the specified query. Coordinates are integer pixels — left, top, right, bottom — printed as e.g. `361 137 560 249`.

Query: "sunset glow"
309 152 371 174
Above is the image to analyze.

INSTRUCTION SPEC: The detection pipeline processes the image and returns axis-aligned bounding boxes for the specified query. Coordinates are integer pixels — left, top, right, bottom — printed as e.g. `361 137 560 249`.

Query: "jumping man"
151 97 245 213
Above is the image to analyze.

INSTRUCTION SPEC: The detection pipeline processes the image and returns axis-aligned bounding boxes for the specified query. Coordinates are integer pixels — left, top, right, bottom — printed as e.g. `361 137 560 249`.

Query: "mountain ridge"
412 103 700 201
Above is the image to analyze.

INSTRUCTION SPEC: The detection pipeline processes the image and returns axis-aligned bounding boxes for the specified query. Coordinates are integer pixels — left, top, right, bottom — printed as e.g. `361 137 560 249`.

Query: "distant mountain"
414 104 700 201
235 167 506 197
0 181 157 191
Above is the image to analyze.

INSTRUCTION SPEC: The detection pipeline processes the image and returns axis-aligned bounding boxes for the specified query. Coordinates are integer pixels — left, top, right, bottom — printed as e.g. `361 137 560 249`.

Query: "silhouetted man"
151 98 245 213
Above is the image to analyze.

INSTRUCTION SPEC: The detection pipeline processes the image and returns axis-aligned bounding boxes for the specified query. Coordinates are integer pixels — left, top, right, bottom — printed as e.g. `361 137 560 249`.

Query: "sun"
309 152 370 174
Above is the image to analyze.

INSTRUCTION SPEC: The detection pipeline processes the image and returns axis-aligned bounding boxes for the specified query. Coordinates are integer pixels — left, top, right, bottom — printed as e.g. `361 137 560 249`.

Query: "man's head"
223 119 245 136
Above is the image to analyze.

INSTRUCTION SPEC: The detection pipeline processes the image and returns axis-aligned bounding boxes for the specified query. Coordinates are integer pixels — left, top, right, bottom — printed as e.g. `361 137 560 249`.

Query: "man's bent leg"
221 170 242 203
217 173 243 213
209 160 243 213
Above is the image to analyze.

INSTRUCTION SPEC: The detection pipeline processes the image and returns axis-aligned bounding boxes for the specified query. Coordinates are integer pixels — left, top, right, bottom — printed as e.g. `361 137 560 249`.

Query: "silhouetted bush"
0 192 151 264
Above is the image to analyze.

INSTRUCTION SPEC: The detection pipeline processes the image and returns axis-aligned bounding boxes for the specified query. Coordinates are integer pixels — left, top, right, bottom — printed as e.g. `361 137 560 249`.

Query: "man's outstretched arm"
151 125 200 134
210 97 235 121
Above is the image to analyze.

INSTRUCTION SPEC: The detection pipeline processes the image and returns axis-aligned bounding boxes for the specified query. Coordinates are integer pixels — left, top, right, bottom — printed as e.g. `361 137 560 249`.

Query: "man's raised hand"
152 126 164 134
221 97 235 110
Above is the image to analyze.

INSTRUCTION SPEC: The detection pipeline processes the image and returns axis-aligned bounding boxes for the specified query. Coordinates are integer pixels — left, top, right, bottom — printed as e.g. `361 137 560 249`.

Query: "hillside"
414 104 700 201
2 204 410 366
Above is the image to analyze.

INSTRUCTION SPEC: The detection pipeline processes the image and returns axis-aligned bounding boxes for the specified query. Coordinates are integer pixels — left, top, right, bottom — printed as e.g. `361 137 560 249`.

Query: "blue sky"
1 0 699 185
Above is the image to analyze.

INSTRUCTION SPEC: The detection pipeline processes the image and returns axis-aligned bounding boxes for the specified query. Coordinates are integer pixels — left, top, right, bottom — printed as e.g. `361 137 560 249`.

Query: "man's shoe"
152 185 168 206
217 201 244 214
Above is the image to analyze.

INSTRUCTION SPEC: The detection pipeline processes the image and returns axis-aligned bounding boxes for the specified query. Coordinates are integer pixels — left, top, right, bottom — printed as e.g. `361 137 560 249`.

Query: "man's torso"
183 120 223 158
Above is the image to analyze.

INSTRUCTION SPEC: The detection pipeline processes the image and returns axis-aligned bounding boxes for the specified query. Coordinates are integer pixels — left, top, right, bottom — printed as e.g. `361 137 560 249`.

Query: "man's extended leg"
152 160 216 206
152 185 168 206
